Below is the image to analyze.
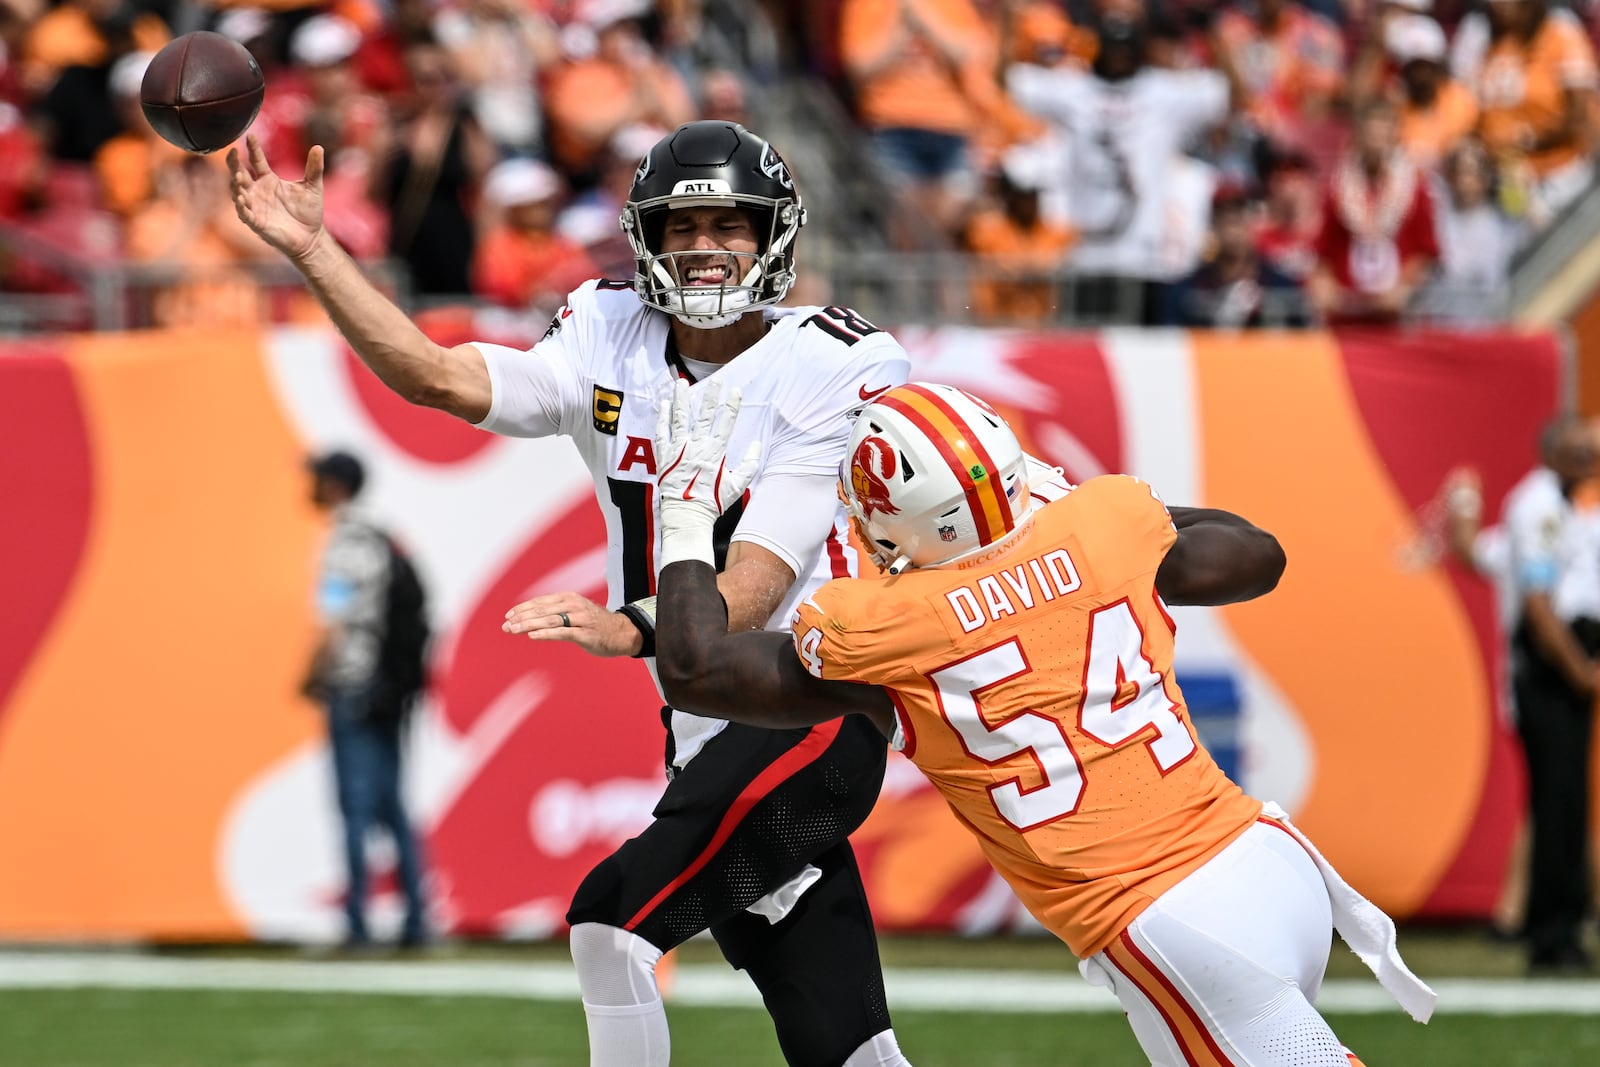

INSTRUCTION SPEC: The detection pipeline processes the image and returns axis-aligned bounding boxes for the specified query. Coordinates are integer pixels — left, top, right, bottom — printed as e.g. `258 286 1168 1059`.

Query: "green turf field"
2 930 1596 1065
1 987 1597 1066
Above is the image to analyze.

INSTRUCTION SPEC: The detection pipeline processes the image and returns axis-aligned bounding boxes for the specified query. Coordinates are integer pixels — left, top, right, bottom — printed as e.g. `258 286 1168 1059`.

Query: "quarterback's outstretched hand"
501 590 644 657
655 378 761 567
227 135 325 262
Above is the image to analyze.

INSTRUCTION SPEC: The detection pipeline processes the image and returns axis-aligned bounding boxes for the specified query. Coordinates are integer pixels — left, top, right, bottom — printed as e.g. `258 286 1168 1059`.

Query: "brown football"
140 31 266 155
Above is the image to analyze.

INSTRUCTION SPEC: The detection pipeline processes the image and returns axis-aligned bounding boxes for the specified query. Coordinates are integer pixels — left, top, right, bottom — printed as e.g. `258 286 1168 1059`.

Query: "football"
140 31 266 155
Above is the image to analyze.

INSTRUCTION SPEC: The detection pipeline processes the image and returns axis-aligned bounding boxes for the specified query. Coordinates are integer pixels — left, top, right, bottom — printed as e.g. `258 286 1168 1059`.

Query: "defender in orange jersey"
648 380 1436 1066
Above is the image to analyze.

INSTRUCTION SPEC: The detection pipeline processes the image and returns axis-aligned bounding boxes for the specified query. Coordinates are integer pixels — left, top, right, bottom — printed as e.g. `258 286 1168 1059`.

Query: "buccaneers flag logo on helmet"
850 436 900 518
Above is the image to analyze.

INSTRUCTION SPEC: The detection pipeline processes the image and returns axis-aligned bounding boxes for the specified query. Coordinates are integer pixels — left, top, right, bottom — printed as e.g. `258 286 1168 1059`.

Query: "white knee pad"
570 923 670 1067
569 922 664 1007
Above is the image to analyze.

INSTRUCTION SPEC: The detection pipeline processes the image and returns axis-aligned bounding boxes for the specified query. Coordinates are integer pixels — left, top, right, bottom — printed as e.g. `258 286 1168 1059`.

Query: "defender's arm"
656 559 896 735
1158 507 1287 606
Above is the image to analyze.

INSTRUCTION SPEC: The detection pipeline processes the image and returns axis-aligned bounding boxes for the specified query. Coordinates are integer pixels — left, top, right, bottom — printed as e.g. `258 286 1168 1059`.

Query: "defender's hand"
502 592 644 657
654 378 761 566
228 135 326 262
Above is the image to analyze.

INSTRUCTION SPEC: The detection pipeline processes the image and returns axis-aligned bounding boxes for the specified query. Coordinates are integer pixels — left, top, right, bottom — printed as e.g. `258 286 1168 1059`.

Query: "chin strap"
672 310 744 330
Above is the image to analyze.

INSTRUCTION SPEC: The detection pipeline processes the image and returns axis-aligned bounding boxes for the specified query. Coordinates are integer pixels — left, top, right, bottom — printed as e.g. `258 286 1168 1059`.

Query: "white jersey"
1504 465 1600 624
1008 63 1228 281
472 279 911 764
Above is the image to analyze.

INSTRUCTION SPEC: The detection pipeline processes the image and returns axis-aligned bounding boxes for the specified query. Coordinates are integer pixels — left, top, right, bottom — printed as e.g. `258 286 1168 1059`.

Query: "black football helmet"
621 121 807 328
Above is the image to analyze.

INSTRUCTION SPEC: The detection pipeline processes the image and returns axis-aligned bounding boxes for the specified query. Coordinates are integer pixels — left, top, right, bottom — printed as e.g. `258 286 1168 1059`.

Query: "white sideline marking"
0 952 1594 1015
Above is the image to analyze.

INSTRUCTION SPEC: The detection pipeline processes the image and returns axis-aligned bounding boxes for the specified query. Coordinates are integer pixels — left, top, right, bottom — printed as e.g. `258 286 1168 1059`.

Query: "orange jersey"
1476 16 1598 175
792 476 1261 957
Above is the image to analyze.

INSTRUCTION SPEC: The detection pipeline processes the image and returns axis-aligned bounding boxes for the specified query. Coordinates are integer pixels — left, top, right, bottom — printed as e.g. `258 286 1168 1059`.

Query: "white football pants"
1081 819 1359 1067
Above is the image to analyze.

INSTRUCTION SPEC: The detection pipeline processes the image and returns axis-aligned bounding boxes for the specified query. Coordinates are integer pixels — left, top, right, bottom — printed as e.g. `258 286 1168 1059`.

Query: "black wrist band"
617 602 656 659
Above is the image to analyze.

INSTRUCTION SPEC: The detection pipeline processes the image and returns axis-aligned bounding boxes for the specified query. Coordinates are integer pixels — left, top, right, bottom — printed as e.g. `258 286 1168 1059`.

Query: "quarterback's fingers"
504 613 570 637
503 592 578 618
304 144 325 190
501 592 592 633
246 134 271 179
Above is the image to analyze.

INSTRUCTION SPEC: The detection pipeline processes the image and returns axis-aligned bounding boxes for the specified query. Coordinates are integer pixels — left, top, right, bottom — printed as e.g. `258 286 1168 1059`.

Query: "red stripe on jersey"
824 526 850 578
644 481 657 595
622 719 844 932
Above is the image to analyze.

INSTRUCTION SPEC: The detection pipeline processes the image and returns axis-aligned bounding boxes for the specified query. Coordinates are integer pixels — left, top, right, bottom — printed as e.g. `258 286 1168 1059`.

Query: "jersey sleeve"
731 329 910 574
1073 475 1178 581
470 282 599 438
729 471 846 581
791 581 907 687
1508 489 1563 593
762 331 912 477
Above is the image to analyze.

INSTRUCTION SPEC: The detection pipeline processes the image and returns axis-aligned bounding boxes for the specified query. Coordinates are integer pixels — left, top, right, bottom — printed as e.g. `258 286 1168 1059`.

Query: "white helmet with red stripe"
845 382 1031 574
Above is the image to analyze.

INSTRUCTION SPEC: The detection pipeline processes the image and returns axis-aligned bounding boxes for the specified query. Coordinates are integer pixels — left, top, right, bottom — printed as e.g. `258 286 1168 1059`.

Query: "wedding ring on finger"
559 612 572 628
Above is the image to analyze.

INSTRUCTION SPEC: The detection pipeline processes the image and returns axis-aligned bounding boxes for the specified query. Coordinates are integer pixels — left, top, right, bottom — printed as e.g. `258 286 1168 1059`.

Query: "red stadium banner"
0 325 1570 940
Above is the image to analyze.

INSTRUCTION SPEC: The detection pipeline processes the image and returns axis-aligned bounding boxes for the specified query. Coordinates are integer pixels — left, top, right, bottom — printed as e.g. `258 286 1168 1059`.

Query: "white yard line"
0 952 1593 1015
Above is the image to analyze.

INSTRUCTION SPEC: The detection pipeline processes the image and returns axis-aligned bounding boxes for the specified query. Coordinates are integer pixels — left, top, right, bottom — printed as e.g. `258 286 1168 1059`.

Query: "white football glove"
655 377 762 567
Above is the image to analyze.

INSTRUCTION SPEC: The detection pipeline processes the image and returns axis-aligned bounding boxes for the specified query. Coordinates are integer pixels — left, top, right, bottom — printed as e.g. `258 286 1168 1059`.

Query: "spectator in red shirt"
1307 97 1440 324
473 158 597 311
1253 148 1322 281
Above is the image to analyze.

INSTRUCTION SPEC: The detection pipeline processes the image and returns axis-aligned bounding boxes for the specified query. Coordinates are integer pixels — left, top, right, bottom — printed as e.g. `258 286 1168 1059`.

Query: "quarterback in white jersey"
479 279 908 765
229 120 914 1067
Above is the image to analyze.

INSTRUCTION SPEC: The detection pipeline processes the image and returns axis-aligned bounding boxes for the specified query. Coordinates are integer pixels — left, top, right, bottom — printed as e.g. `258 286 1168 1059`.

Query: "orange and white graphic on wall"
0 325 1571 938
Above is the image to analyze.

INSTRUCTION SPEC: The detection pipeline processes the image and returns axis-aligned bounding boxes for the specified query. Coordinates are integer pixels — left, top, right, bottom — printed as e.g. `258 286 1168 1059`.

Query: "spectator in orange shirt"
1215 0 1346 157
473 158 597 311
93 48 183 217
1367 12 1480 171
1472 0 1598 221
1003 0 1095 68
21 0 165 98
840 0 1040 247
963 154 1077 324
125 155 272 328
1307 97 1440 325
29 5 164 163
542 4 695 181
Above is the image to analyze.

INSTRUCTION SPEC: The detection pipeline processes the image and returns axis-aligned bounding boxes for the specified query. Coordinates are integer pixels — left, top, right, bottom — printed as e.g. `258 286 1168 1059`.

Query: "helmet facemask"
621 122 807 329
623 197 803 329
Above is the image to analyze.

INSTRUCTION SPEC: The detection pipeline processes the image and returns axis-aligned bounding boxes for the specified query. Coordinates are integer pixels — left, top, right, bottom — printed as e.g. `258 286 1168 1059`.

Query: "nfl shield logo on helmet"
939 524 958 542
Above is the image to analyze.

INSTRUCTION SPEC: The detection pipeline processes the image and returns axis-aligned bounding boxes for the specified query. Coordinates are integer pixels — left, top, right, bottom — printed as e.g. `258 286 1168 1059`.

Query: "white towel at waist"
1262 801 1437 1023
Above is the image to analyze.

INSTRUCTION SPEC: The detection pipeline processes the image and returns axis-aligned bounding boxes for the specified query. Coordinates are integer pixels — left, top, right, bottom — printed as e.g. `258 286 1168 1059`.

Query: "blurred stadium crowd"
2 0 1598 331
